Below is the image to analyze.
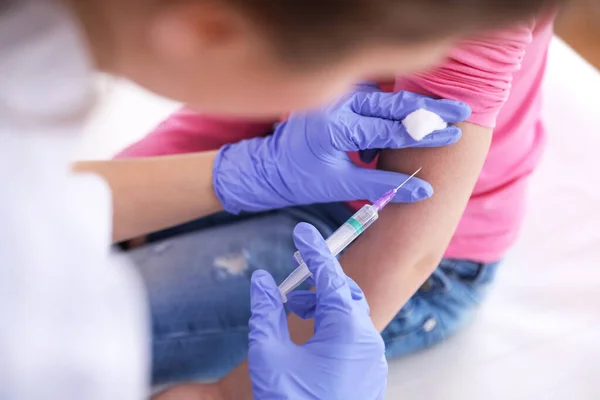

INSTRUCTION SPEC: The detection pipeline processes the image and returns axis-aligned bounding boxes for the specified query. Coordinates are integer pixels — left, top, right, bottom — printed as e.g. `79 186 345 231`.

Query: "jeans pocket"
381 298 437 344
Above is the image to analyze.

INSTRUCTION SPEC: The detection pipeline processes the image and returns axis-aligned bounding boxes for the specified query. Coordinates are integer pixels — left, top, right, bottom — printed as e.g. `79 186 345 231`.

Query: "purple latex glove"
213 84 471 214
355 83 470 164
248 223 387 400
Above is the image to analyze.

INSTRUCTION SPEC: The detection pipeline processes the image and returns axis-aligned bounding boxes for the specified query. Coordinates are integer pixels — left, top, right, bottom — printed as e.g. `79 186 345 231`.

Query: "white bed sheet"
81 38 600 399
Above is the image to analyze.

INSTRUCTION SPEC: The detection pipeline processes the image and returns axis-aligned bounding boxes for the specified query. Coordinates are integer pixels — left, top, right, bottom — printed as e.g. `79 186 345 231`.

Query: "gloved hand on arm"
213 85 471 214
248 223 388 400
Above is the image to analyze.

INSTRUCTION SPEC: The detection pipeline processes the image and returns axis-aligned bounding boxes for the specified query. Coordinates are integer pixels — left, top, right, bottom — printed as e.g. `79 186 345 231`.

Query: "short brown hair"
227 0 564 63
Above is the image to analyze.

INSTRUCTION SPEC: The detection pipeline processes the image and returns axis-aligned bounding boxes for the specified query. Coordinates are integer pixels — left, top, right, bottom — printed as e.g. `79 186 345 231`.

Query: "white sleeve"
0 172 150 400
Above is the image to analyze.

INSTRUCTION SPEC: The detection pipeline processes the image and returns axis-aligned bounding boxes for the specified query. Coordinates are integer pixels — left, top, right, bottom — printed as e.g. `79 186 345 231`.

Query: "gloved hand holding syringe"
279 167 423 301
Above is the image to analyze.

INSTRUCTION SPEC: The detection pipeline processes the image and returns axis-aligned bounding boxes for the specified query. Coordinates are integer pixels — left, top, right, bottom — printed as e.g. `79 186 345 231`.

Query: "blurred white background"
80 38 600 399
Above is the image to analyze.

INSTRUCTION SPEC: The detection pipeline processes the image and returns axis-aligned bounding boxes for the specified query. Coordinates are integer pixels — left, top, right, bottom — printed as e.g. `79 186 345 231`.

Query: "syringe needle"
394 167 423 192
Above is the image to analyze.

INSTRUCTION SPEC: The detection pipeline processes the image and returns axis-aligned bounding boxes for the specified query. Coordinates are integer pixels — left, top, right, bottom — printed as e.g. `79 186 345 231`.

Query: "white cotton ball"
402 108 448 141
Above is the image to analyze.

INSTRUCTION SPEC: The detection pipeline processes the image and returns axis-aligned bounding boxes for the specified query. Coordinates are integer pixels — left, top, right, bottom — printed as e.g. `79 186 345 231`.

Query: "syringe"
278 167 423 302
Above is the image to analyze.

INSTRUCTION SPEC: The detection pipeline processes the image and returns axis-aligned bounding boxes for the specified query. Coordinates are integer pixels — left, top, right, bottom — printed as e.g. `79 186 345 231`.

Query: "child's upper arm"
349 26 537 327
381 25 534 257
338 25 539 328
115 107 275 158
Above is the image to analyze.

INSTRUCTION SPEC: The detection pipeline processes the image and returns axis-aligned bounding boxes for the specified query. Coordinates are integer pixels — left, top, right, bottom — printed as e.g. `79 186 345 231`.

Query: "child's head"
74 0 563 116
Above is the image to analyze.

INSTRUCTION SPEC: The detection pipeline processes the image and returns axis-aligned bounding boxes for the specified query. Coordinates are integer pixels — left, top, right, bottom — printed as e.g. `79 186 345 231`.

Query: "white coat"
0 1 148 398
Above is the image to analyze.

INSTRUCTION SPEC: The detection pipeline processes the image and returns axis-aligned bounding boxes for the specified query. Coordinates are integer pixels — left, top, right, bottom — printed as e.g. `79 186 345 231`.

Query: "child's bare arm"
281 121 491 342
337 122 492 329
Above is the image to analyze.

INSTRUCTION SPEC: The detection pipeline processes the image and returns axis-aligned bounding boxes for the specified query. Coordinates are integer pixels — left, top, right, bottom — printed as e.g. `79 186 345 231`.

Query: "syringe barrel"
294 204 379 264
280 204 379 301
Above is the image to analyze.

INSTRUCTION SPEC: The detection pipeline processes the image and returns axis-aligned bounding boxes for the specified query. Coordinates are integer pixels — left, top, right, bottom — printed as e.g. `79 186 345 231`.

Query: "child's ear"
150 1 248 62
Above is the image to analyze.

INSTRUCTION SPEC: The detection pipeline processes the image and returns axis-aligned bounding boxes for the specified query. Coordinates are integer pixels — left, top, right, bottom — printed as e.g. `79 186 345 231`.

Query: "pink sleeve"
115 107 275 158
394 23 535 128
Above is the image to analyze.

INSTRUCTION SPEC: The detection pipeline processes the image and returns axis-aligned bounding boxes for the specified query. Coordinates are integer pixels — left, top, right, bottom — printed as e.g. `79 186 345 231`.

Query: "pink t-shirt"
117 18 554 263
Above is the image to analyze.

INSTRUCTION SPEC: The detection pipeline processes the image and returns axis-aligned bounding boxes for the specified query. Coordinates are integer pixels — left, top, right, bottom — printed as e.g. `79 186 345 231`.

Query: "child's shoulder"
394 16 554 128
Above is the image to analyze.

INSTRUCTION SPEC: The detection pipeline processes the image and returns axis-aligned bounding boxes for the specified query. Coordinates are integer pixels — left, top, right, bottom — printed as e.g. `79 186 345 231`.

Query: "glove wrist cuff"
213 144 243 214
213 139 288 214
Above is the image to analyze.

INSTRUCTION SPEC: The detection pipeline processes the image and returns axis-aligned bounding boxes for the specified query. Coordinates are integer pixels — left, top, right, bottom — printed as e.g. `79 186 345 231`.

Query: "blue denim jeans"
126 203 500 385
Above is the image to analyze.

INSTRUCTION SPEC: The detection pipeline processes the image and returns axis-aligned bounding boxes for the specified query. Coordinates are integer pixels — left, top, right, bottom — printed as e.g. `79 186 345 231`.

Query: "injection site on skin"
402 108 448 141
